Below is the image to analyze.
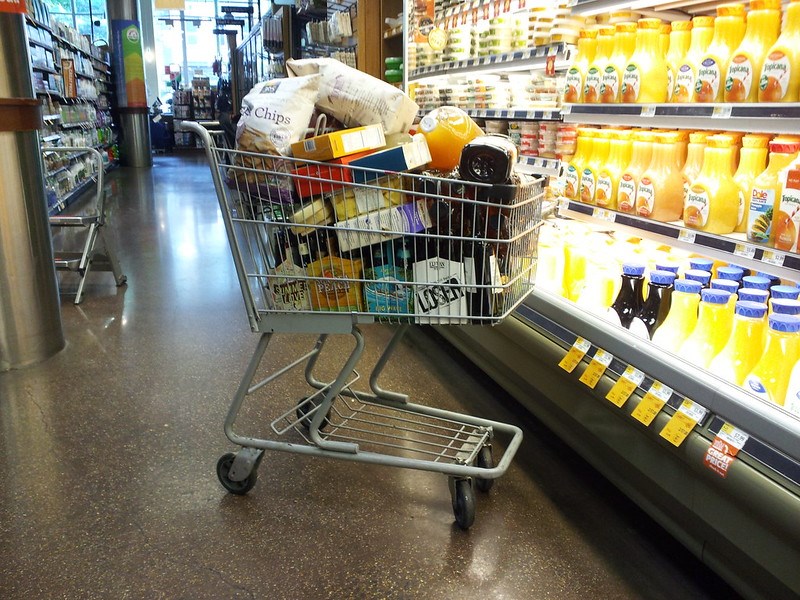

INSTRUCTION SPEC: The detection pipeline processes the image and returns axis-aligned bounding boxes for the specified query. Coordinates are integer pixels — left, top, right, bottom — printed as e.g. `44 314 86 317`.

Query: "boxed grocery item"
307 254 364 312
334 200 432 253
290 123 386 162
412 255 469 325
289 197 334 235
349 135 432 184
330 175 405 222
291 150 374 198
363 243 413 315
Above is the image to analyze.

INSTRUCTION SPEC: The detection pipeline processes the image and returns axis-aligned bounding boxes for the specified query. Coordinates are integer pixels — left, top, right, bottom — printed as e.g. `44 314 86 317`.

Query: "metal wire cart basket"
185 121 545 529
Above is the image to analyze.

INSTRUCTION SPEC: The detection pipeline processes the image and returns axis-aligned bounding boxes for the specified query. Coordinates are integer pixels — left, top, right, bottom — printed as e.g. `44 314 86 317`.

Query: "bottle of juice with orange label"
564 127 597 200
666 21 693 102
596 130 632 210
621 19 669 103
685 134 741 234
694 4 747 102
601 22 638 103
746 140 800 244
725 131 746 174
581 129 611 204
682 131 711 202
733 134 771 232
617 130 654 213
584 26 616 104
759 0 800 102
674 129 690 170
660 22 671 56
636 132 685 222
724 0 782 102
771 164 800 252
564 28 598 103
674 16 716 102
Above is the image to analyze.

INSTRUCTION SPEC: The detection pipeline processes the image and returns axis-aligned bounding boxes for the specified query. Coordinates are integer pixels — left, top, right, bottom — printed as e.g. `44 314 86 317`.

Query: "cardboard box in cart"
291 150 375 199
334 200 432 253
290 123 386 162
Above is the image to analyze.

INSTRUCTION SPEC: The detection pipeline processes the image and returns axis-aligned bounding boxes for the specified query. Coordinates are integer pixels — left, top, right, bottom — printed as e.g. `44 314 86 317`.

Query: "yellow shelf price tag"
659 399 707 447
579 348 614 389
558 337 591 373
718 422 749 451
631 381 672 426
605 364 645 407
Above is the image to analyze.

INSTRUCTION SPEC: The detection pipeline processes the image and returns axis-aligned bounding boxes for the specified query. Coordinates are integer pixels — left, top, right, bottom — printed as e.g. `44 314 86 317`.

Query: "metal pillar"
0 13 65 371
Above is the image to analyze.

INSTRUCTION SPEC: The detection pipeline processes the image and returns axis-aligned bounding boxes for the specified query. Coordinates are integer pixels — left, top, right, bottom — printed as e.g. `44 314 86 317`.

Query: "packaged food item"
673 16 715 102
743 314 800 404
652 279 703 352
596 129 632 210
636 131 684 221
334 200 432 253
291 150 374 198
666 21 693 102
363 242 413 314
617 130 654 213
758 0 800 101
581 129 611 204
349 135 431 183
267 235 312 311
563 28 598 103
307 242 364 312
289 197 334 235
709 300 768 385
564 127 596 200
621 18 669 103
724 0 782 102
601 22 638 103
417 106 484 172
290 123 386 162
682 131 711 202
746 139 800 244
733 134 771 232
771 165 800 251
678 289 734 367
694 4 747 102
584 26 616 103
684 134 741 234
329 175 405 222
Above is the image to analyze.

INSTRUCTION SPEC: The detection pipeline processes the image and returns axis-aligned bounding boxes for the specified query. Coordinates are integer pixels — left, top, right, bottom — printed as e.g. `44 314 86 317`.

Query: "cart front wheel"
216 452 257 495
475 446 494 493
451 478 476 530
296 397 331 432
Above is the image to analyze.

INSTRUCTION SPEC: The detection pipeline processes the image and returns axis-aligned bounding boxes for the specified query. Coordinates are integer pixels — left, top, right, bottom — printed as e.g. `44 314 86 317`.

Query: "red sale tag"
546 55 556 76
0 0 27 14
703 438 739 479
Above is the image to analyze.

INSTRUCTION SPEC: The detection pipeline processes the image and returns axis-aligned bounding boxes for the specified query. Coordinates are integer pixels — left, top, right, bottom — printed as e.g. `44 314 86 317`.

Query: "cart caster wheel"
451 478 476 530
475 445 494 493
216 452 258 495
296 397 331 432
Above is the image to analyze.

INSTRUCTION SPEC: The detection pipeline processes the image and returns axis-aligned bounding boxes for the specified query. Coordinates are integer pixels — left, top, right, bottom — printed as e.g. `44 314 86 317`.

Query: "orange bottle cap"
751 0 781 10
656 132 680 143
580 28 599 39
707 134 734 148
615 22 638 33
671 20 693 31
741 134 772 149
595 130 614 138
717 3 746 17
692 16 715 28
689 132 712 144
638 18 663 29
578 127 599 137
770 141 800 153
661 23 672 34
599 25 616 36
634 131 656 142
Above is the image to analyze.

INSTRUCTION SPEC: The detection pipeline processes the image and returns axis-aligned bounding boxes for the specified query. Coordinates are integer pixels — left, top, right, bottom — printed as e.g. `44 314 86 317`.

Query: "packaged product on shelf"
709 300 768 385
694 4 747 102
652 278 702 351
673 16 715 102
602 21 638 104
758 0 800 101
596 129 632 210
684 134 741 234
290 123 386 162
618 130 654 213
743 274 772 290
733 134 771 232
771 286 800 300
556 124 577 158
678 289 734 367
685 269 713 288
609 262 646 331
681 131 711 202
564 127 596 200
581 129 611 204
660 22 671 56
538 122 558 158
584 26 616 103
563 28 598 104
772 298 800 315
633 269 676 337
746 139 800 244
621 18 669 103
665 21 692 102
743 313 800 404
636 131 684 221
772 165 800 252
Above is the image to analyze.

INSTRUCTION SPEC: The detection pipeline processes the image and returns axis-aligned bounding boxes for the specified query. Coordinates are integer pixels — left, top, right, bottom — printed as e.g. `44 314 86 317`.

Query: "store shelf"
562 103 800 134
383 26 402 40
29 38 54 51
43 114 61 122
61 121 94 129
517 156 563 177
465 108 561 121
26 14 52 33
41 134 61 143
558 198 800 281
409 43 573 81
32 65 58 75
48 175 95 216
435 0 530 22
52 33 91 58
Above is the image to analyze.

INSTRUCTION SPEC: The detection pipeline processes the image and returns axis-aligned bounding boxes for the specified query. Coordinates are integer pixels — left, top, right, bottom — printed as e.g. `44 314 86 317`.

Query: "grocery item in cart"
363 242 413 314
329 175 405 221
306 242 364 312
289 197 334 236
349 135 432 183
418 106 484 172
334 200 432 253
290 123 386 162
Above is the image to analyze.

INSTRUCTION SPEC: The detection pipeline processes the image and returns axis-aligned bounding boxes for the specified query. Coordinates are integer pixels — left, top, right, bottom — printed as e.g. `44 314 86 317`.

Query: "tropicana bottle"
759 0 800 102
674 16 716 102
601 22 638 103
685 134 742 234
746 139 800 244
581 129 612 204
681 131 711 203
564 127 597 200
584 26 616 104
617 130 654 214
733 134 771 233
595 130 633 210
694 3 747 102
636 131 685 222
621 19 669 103
666 21 693 102
724 0 782 102
564 28 598 103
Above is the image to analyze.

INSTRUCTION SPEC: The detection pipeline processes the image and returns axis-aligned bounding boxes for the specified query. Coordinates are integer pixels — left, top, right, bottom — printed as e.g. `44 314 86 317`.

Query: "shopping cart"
183 121 544 529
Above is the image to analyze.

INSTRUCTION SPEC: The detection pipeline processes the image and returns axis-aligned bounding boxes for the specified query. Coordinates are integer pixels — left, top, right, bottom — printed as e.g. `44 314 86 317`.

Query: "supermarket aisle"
0 154 740 600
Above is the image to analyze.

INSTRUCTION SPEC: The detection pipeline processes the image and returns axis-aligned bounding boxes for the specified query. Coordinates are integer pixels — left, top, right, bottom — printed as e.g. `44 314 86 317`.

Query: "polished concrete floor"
0 153 741 599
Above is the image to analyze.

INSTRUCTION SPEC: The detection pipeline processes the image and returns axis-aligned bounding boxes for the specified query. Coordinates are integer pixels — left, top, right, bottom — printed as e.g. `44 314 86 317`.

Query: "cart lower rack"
185 121 544 528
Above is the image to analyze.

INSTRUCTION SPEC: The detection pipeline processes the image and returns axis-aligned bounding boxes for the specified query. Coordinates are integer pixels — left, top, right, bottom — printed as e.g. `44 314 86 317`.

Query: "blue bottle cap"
654 261 680 275
689 258 714 271
717 266 744 281
742 275 771 291
771 299 800 316
674 279 703 294
735 301 768 319
738 288 769 303
685 269 711 284
622 262 646 277
728 263 750 275
757 272 782 285
710 279 739 294
701 289 731 304
771 285 800 300
650 270 677 285
768 313 800 333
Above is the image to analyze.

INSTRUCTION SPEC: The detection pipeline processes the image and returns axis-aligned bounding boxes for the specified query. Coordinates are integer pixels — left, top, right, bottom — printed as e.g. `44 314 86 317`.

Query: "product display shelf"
559 199 800 281
517 155 563 177
562 103 800 134
465 107 561 121
435 0 531 22
29 38 53 51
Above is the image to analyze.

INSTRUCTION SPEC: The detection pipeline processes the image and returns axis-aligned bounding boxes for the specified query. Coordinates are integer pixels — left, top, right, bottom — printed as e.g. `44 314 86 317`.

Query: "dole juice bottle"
666 21 693 102
596 130 632 210
581 129 611 204
743 314 800 405
601 22 638 103
708 300 768 385
724 0 782 102
564 128 597 200
621 19 669 103
684 134 741 234
759 0 800 102
617 130 654 213
681 131 711 202
678 289 734 368
651 279 703 352
733 134 771 232
674 16 715 102
584 26 615 104
636 132 684 222
746 139 800 244
694 4 747 103
564 28 598 103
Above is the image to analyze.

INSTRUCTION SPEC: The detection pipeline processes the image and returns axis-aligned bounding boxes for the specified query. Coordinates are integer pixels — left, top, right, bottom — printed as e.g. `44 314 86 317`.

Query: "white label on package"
353 187 385 214
334 201 432 253
342 127 385 154
413 257 468 324
403 137 432 169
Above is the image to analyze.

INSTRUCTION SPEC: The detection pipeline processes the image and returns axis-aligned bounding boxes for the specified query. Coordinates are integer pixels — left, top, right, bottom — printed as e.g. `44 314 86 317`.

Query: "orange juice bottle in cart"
621 19 669 103
617 130 654 213
584 26 616 103
601 22 638 103
666 21 693 102
674 16 715 102
685 134 741 234
417 106 484 172
563 28 598 103
694 3 747 103
635 132 684 222
759 0 800 101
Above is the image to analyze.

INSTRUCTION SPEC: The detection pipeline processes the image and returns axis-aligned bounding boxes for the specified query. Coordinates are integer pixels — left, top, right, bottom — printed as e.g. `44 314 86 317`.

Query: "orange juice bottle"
733 134 771 232
743 314 800 405
564 28 598 103
674 16 716 102
709 300 768 385
563 237 588 301
666 21 693 102
584 26 616 104
636 132 685 222
652 278 703 352
581 129 611 204
682 131 711 202
694 4 747 102
771 163 800 251
660 22 671 57
724 0 782 102
621 19 669 103
617 130 654 213
759 0 800 102
746 139 800 244
725 131 746 174
596 130 633 210
673 129 690 170
678 289 734 368
418 106 483 172
685 134 741 234
564 127 597 200
601 22 638 103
